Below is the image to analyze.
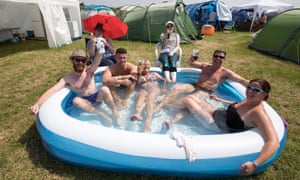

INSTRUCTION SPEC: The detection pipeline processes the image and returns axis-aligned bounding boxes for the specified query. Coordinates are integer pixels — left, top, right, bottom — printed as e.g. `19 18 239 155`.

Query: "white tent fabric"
216 0 232 21
0 0 82 48
231 0 293 31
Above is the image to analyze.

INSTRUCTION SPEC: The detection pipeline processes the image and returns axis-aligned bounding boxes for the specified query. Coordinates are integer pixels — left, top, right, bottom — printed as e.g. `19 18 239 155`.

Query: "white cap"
165 21 174 26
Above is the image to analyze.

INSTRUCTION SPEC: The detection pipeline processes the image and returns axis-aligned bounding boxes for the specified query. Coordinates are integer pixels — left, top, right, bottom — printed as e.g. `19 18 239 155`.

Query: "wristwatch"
253 160 259 168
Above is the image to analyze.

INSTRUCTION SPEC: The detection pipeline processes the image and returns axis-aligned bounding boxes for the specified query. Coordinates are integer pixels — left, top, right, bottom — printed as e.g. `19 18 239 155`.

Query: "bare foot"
116 118 122 126
96 111 112 126
121 99 128 108
113 109 119 119
144 125 151 132
130 114 143 121
163 121 172 129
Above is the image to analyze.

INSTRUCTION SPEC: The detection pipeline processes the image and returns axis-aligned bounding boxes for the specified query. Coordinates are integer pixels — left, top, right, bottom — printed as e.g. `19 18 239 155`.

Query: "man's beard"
73 64 85 73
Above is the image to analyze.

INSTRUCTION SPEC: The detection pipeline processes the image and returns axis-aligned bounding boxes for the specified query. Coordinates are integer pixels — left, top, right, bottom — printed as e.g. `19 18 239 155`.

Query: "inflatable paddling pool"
36 67 287 178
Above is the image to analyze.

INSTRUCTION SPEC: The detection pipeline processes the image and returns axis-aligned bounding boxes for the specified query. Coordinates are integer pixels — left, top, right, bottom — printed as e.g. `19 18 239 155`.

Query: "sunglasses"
213 55 225 59
166 25 173 28
72 57 87 63
246 85 265 93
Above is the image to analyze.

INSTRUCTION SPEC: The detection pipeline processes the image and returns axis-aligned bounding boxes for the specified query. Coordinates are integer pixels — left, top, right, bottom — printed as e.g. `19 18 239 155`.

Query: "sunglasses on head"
246 85 265 93
72 57 87 63
213 55 225 59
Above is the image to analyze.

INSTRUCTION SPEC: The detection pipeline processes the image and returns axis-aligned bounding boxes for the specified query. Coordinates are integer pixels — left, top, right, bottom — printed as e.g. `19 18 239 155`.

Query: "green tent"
117 0 199 43
249 9 300 64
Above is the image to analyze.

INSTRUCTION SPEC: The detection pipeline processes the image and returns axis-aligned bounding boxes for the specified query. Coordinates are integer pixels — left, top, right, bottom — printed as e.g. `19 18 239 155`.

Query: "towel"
170 132 197 163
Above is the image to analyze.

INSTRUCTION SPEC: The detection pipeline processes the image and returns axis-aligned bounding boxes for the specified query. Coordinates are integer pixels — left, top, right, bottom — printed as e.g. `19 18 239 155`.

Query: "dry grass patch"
0 32 299 179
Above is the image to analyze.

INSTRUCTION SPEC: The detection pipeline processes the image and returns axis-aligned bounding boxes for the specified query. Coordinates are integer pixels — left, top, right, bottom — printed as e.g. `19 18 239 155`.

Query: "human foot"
130 114 143 121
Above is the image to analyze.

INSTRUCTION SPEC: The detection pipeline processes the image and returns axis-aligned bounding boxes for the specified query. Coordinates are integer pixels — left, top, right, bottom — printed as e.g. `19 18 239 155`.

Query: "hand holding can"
192 49 199 60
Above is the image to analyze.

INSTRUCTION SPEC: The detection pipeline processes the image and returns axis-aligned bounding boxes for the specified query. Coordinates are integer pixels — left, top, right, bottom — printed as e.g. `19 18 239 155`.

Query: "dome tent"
117 0 199 43
185 0 232 31
249 9 300 64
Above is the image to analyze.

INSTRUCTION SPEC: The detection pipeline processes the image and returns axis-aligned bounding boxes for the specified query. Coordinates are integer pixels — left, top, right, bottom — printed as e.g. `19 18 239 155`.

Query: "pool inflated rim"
36 67 287 178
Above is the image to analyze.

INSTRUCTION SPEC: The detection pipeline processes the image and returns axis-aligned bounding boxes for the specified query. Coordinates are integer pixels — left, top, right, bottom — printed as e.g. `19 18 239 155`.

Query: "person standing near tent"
158 21 181 83
28 48 120 126
87 23 116 66
253 11 267 32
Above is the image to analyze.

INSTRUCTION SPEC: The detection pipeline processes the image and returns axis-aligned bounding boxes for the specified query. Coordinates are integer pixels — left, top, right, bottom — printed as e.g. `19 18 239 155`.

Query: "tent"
249 9 300 64
231 0 293 32
185 0 232 30
81 5 115 33
117 0 199 43
0 0 82 48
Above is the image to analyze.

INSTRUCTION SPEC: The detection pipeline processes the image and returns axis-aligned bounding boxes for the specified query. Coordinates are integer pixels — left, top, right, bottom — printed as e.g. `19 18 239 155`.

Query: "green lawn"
0 31 299 179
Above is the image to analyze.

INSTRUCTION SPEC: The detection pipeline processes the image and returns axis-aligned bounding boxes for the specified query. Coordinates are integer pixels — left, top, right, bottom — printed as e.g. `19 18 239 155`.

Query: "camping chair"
84 37 93 65
155 42 182 67
85 37 91 57
223 21 235 32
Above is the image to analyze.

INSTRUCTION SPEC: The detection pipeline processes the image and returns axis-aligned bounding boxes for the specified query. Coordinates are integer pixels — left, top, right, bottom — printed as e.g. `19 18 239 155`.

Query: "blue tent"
186 0 232 31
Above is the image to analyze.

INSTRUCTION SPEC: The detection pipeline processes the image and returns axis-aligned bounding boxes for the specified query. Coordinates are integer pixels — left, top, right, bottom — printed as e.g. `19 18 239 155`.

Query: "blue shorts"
82 91 99 104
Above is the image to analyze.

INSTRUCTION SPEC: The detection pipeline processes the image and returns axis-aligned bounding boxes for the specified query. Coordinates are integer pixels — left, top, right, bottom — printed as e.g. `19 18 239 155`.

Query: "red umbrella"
83 14 128 39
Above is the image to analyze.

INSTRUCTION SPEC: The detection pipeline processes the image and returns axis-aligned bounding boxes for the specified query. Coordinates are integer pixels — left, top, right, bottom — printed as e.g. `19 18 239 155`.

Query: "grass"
0 31 299 179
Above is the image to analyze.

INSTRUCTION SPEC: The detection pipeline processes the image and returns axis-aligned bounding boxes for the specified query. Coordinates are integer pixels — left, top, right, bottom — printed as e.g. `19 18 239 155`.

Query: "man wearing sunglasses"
29 48 119 126
155 49 249 112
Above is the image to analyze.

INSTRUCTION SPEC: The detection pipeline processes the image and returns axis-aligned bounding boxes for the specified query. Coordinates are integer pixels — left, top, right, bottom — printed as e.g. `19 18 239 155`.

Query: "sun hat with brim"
69 49 86 59
165 20 174 26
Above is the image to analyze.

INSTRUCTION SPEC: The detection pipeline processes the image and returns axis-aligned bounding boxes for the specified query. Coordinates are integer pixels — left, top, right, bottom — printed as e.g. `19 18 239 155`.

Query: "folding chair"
85 37 91 57
154 42 182 67
223 21 235 32
84 37 93 65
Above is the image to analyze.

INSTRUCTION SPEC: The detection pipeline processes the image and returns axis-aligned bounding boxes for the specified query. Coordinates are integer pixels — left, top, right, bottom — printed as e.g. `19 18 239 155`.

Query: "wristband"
252 160 259 168
34 104 40 109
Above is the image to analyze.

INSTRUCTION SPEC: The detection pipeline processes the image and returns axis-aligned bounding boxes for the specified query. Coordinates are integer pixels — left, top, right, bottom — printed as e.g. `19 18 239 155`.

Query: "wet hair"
249 78 271 100
116 48 127 54
213 49 226 58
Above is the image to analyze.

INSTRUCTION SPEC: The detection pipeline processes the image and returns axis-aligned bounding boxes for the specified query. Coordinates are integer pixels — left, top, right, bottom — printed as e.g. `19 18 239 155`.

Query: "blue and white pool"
37 67 287 178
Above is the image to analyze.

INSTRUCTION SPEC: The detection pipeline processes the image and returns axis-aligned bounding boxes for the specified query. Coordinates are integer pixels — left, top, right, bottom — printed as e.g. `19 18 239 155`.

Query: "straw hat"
69 49 86 59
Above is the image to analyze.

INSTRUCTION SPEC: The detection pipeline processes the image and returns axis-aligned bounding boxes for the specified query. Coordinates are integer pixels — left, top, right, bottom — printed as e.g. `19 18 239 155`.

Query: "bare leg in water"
99 87 120 126
163 92 216 129
73 97 113 126
144 88 160 132
163 108 189 129
130 90 147 121
154 83 195 113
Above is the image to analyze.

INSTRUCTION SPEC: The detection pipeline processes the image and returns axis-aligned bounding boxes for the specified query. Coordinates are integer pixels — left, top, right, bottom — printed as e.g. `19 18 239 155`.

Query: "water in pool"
64 70 242 135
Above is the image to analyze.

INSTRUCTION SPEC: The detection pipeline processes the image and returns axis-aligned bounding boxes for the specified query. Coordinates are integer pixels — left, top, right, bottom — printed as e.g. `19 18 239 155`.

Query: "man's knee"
72 97 83 106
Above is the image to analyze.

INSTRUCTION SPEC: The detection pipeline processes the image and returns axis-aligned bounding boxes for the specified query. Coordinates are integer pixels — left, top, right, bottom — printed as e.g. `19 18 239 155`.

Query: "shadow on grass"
18 123 176 180
0 39 48 58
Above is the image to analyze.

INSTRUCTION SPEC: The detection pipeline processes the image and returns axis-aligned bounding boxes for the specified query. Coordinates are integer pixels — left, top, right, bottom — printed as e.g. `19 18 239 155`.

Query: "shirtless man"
102 48 137 110
29 48 119 126
155 49 249 112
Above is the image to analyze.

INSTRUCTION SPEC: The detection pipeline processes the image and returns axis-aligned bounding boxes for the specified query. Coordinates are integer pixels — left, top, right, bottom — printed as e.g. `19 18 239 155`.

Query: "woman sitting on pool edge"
163 78 279 175
130 60 167 132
